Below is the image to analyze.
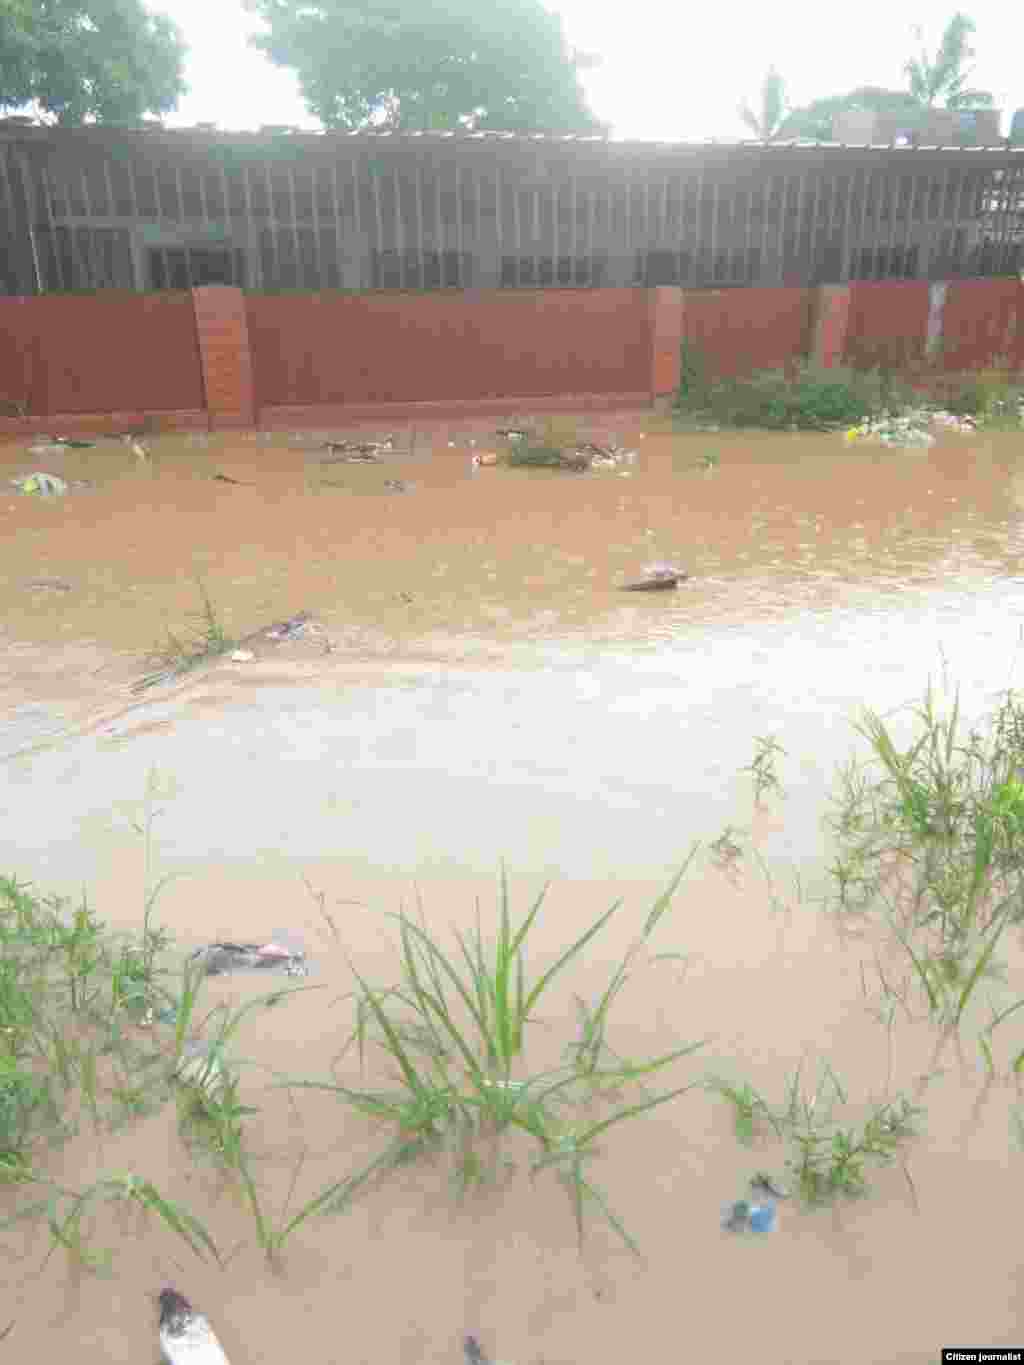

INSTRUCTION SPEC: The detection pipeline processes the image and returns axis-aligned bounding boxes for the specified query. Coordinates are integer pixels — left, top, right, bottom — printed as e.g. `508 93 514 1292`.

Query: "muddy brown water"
3 419 1024 1362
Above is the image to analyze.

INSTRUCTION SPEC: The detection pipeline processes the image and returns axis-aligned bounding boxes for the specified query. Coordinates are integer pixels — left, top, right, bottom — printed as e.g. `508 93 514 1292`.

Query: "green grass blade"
574 1082 700 1147
641 851 700 938
955 913 1013 1026
348 962 430 1099
129 1179 221 1264
521 900 625 1020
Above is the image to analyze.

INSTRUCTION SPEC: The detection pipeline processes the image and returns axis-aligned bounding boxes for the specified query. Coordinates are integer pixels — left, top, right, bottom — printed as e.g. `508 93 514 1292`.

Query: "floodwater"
3 418 1024 1362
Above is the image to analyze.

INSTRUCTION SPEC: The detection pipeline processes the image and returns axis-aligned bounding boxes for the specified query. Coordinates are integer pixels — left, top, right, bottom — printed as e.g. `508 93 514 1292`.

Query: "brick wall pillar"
808 284 851 370
191 285 255 428
650 286 684 411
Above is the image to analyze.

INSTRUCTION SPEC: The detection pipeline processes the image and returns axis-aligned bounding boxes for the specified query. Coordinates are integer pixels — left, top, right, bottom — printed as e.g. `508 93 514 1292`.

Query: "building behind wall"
1 118 1022 297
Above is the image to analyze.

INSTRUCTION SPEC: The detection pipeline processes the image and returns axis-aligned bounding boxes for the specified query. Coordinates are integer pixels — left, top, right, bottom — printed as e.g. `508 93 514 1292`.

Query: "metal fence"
1 131 1022 295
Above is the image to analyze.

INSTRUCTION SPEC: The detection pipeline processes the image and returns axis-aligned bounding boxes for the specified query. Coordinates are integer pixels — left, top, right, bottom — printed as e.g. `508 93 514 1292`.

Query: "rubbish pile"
843 413 935 448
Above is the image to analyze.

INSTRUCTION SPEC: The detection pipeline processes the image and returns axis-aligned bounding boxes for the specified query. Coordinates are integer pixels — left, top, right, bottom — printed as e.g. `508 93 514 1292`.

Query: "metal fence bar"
394 167 405 288
242 162 262 289
79 168 99 287
310 164 324 289
329 162 343 289
13 150 44 292
198 162 209 225
287 165 301 288
264 162 280 289
511 179 520 285
39 166 66 291
415 158 425 287
902 171 919 275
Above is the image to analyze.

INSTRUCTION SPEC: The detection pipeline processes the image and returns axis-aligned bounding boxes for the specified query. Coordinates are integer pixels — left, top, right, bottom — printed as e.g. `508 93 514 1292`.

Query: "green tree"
0 0 188 126
903 12 994 109
243 0 606 133
778 12 995 141
738 67 788 140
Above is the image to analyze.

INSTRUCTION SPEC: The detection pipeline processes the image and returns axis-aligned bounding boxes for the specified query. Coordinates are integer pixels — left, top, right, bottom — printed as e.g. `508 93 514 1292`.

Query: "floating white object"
158 1289 232 1365
229 649 255 662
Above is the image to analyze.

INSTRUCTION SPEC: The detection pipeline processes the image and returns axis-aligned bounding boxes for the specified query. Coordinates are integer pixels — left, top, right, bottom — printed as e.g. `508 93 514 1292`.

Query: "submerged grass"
824 682 1024 1043
279 855 708 1257
133 579 236 693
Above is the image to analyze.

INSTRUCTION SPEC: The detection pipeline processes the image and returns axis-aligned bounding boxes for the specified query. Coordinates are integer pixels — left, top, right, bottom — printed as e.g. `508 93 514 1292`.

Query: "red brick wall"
940 280 1024 372
843 280 932 372
245 288 652 407
0 291 205 415
192 285 255 426
680 287 813 378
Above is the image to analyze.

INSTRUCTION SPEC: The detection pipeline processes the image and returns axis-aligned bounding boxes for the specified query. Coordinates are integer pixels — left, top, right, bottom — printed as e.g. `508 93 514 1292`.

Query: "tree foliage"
776 12 994 141
243 0 605 133
738 67 788 140
0 0 188 126
903 12 993 110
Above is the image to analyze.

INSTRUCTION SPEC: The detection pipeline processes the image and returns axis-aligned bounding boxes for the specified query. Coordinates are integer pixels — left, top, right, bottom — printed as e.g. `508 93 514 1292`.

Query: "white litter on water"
159 1290 232 1365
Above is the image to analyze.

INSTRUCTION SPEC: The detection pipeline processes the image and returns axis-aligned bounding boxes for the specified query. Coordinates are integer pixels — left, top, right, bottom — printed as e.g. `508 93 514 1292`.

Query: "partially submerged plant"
742 735 787 805
280 860 707 1257
823 683 1024 1063
134 580 235 693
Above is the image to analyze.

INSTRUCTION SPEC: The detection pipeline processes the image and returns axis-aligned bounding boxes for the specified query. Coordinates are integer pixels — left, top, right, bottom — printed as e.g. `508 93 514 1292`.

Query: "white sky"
159 0 1024 140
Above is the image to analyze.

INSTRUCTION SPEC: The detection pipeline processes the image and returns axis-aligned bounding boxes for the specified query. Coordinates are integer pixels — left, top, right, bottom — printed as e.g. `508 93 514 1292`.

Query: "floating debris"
22 577 73 593
229 649 255 663
470 450 500 468
505 445 589 471
211 473 252 485
844 411 942 448
35 435 94 449
187 940 309 978
383 478 413 493
262 610 313 642
620 562 688 592
722 1196 776 1234
121 434 149 459
750 1172 790 1200
173 1043 229 1099
158 1289 232 1365
569 442 638 469
320 435 395 462
495 427 529 441
9 471 69 496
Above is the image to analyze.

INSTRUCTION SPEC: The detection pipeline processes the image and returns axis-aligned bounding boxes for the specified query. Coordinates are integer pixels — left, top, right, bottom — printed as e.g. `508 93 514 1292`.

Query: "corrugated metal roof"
1 119 1021 155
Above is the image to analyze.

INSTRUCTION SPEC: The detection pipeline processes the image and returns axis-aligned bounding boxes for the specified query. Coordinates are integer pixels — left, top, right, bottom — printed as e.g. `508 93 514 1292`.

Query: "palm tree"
738 67 788 140
903 12 994 109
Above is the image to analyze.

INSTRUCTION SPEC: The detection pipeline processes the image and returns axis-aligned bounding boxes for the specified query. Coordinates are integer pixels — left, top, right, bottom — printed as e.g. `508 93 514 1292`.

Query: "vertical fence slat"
393 167 404 289
287 165 301 288
40 166 66 291
265 162 280 289
243 161 262 289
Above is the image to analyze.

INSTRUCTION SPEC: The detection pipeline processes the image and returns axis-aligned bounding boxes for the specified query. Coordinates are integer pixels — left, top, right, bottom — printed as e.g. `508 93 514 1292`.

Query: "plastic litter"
620 562 688 592
722 1196 777 1234
187 940 309 978
9 472 68 496
158 1289 232 1365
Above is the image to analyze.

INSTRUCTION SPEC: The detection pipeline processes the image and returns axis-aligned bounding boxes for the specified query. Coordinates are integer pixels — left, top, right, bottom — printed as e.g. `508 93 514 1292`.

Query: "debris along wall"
0 290 206 420
244 287 652 407
0 278 1022 433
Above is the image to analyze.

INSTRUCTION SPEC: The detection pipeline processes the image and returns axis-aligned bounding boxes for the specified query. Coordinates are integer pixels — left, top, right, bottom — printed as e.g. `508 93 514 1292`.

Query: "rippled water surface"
3 418 1024 1363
